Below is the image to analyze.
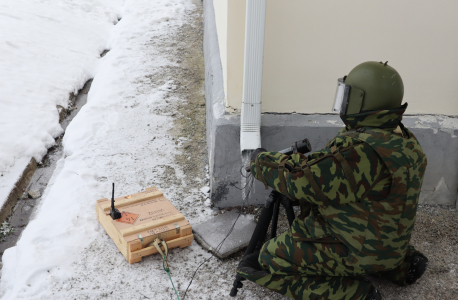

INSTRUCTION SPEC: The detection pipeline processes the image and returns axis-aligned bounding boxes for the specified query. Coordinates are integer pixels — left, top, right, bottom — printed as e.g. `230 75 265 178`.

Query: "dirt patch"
141 14 205 140
142 3 208 219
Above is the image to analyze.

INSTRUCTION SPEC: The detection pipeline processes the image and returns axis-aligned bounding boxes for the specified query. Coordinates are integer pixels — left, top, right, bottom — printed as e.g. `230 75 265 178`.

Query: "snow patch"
0 0 123 184
0 1 216 300
0 157 30 208
200 186 210 194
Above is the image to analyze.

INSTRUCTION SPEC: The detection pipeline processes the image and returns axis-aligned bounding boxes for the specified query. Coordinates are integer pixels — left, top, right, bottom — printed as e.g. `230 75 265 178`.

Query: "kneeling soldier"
237 61 429 300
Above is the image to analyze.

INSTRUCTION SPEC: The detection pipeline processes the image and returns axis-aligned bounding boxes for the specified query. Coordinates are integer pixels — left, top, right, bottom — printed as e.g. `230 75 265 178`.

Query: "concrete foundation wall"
210 113 458 208
204 0 458 208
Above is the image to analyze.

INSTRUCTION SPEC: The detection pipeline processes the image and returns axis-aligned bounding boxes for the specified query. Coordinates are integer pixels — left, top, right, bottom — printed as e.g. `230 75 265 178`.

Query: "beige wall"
226 1 246 109
217 0 458 115
213 0 228 104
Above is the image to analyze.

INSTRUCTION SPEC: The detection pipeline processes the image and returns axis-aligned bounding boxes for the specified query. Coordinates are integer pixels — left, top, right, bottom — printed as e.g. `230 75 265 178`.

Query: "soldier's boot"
406 253 429 285
365 286 382 300
237 252 270 280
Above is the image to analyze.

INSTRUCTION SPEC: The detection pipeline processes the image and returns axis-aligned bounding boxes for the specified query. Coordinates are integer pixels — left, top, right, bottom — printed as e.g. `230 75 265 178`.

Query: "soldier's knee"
257 241 270 267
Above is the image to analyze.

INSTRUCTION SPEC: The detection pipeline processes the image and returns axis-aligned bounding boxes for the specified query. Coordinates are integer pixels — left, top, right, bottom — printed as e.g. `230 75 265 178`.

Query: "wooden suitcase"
96 187 193 263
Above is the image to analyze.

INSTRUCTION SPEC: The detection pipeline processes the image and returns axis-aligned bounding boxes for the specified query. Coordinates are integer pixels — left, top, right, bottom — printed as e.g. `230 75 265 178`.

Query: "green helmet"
332 61 404 115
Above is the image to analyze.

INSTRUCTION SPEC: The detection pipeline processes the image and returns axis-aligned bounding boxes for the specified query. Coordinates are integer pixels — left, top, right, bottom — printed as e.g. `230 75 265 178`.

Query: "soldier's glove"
250 148 267 162
244 148 267 173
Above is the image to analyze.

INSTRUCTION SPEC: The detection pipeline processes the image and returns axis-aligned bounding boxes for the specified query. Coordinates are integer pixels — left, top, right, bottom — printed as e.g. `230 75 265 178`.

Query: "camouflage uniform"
237 104 428 300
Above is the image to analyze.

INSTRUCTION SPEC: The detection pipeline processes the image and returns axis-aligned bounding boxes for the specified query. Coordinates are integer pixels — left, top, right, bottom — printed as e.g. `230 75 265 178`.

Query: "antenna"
111 183 115 209
110 182 122 220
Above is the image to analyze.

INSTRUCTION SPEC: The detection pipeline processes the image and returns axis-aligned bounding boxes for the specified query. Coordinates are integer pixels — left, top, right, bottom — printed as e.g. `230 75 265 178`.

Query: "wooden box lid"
96 187 191 243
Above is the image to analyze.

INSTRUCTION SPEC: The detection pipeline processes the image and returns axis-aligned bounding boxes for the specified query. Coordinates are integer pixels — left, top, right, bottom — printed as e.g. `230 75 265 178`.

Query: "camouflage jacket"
250 103 427 272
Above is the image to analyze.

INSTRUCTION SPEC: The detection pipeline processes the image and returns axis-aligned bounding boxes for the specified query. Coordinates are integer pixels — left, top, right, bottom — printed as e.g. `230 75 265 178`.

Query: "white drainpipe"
240 0 267 152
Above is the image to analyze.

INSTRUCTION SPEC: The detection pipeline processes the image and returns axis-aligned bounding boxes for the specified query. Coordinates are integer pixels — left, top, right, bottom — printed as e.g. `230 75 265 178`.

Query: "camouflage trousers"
237 219 426 300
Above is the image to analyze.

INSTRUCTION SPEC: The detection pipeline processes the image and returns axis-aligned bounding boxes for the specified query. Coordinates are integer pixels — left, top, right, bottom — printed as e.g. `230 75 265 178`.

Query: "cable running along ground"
181 174 255 300
163 256 180 300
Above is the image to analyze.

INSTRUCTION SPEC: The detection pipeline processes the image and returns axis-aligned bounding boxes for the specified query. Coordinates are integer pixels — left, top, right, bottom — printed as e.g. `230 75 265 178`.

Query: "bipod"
229 190 298 297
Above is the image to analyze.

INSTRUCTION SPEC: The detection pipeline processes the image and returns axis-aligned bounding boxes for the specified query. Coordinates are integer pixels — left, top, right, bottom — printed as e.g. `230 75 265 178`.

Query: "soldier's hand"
244 148 267 173
250 148 267 162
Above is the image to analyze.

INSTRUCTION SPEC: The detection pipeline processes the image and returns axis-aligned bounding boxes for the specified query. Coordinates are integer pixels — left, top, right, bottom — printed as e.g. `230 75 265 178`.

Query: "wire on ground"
181 174 255 300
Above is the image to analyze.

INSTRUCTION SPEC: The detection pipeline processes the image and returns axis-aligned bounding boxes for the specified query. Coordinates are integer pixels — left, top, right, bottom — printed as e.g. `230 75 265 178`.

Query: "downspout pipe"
240 0 267 152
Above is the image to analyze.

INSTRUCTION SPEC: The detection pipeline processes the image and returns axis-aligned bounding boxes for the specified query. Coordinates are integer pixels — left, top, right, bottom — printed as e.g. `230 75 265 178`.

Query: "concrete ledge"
207 112 458 208
403 115 458 206
193 210 257 258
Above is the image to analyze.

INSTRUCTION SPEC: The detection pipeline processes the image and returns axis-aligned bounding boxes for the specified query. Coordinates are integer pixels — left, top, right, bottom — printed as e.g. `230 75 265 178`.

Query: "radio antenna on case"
110 182 122 220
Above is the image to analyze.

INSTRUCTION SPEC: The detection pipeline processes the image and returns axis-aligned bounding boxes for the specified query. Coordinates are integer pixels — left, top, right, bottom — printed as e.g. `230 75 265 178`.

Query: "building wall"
213 0 228 104
226 1 246 109
220 0 458 115
205 0 458 208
